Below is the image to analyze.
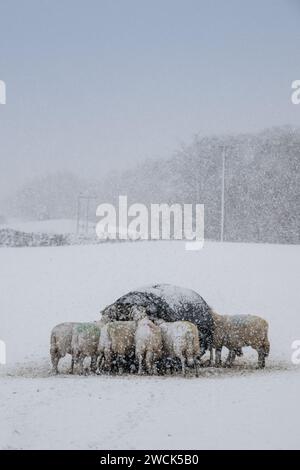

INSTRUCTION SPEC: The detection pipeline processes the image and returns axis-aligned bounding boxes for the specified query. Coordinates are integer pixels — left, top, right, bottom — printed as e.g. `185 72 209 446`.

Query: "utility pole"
220 146 226 242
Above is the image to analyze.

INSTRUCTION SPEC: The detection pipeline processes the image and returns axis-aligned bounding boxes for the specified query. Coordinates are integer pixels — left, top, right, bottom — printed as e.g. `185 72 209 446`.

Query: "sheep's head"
131 305 147 321
153 318 164 326
117 304 131 320
97 316 109 327
102 303 118 321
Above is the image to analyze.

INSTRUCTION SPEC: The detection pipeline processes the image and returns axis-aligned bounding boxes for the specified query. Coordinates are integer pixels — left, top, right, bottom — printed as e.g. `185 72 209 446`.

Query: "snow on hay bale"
102 284 214 355
212 313 270 368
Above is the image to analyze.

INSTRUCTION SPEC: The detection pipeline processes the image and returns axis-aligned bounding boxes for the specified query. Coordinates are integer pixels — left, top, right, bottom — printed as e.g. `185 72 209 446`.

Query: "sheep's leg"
225 350 232 366
198 348 206 360
74 353 85 375
118 355 125 375
186 356 194 376
72 352 80 374
51 353 60 374
257 348 266 369
79 356 85 375
159 357 166 375
90 355 98 373
137 354 143 375
129 360 137 374
208 346 214 366
187 356 194 367
215 348 222 367
165 357 175 375
145 351 153 375
69 356 74 374
230 350 236 365
104 349 112 373
69 354 74 374
151 354 159 375
152 361 158 375
195 357 201 377
180 355 186 376
99 354 105 373
96 353 103 374
225 350 236 367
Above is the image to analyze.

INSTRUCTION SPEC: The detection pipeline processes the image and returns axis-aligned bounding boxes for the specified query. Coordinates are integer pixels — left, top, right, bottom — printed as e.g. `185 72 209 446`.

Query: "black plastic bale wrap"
102 284 214 355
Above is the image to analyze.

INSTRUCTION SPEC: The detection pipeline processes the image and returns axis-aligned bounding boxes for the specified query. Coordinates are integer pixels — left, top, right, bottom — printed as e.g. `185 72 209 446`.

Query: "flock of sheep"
50 284 270 376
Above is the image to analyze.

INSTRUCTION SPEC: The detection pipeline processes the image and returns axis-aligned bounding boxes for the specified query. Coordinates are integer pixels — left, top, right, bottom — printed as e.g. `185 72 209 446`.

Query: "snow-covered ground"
0 241 300 449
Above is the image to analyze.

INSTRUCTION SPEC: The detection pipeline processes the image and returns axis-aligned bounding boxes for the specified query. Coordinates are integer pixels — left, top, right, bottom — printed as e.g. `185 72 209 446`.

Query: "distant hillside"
2 126 299 244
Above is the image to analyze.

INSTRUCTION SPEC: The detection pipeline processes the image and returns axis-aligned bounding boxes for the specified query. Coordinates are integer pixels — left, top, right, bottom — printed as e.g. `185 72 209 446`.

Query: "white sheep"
50 322 78 374
50 320 106 374
71 321 104 374
132 305 163 375
212 312 270 368
155 319 201 376
97 321 136 374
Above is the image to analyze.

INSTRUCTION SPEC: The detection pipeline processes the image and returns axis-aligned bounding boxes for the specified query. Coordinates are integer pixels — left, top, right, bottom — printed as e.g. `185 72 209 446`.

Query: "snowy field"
0 240 300 449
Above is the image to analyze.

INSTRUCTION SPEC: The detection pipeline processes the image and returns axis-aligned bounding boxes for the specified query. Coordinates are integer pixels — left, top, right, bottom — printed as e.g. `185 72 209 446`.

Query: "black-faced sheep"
212 313 270 368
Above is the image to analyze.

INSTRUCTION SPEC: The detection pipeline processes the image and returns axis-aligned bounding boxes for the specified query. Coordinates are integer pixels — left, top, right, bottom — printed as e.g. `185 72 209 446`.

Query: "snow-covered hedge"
0 228 135 247
0 228 67 247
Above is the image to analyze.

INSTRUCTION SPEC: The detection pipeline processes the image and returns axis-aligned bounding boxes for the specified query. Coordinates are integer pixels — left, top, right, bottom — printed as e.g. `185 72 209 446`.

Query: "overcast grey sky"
0 0 299 200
